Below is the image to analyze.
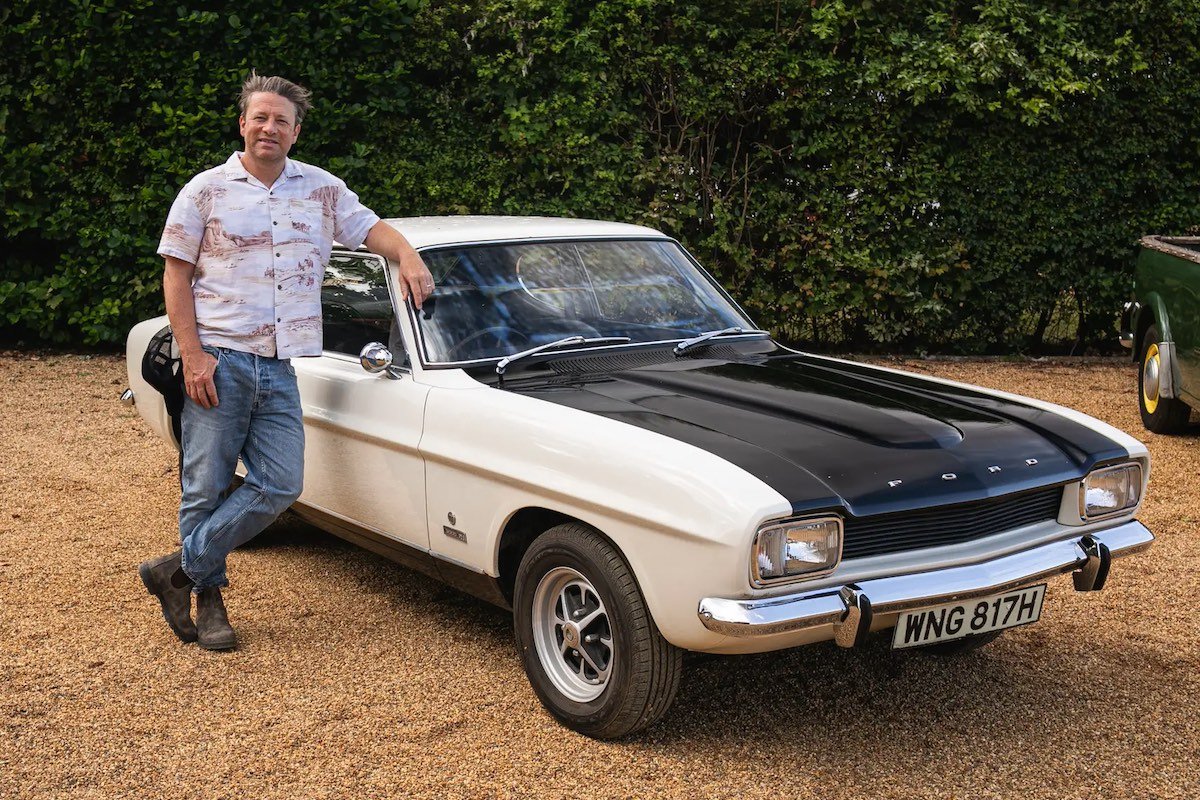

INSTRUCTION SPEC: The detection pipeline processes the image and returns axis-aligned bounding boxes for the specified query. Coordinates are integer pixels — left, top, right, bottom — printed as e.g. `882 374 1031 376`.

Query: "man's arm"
163 255 219 409
363 221 434 309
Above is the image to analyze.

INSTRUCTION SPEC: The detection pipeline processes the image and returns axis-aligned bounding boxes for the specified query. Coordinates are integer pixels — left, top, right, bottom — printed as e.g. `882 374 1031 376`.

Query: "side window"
321 253 404 361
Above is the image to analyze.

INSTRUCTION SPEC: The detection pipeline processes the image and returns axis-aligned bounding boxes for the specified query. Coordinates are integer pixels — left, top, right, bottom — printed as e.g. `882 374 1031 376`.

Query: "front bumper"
697 520 1153 647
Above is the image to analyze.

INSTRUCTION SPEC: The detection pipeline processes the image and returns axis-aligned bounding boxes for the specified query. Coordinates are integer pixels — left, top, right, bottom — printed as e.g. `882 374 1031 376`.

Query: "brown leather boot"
195 587 238 651
138 549 197 643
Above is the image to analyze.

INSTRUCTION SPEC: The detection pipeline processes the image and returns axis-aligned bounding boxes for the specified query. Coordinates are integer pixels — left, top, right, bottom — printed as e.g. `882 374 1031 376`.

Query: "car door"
293 251 431 552
1168 258 1200 397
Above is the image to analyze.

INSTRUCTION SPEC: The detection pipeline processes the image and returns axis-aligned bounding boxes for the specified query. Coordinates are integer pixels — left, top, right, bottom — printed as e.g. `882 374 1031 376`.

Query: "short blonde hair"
238 71 312 124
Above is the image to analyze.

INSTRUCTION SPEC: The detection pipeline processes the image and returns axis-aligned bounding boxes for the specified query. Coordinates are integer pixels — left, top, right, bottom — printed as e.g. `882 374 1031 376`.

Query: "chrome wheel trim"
1143 343 1161 413
531 566 614 703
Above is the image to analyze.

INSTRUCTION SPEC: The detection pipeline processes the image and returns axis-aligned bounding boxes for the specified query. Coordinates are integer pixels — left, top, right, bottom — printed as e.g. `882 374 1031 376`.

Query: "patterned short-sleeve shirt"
158 152 381 358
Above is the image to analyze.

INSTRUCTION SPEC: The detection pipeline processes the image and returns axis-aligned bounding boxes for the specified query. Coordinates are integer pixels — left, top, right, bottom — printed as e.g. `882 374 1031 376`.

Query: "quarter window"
321 253 403 361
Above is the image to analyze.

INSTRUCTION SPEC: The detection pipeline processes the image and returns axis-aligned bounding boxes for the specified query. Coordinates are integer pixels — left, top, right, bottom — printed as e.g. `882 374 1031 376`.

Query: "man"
138 73 433 650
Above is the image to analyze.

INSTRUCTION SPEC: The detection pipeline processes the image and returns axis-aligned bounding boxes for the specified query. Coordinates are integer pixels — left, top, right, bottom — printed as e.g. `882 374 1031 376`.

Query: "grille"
842 485 1064 560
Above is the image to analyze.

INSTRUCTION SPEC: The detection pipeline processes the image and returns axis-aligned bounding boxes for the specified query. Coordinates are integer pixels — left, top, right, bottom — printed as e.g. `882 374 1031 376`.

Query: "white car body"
125 216 1154 736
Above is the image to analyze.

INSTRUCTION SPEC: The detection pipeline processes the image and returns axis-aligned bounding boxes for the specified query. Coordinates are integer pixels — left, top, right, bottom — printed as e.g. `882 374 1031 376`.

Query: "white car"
124 216 1154 738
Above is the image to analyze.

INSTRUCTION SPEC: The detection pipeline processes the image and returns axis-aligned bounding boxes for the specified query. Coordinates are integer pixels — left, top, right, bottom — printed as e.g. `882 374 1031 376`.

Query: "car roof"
336 215 671 251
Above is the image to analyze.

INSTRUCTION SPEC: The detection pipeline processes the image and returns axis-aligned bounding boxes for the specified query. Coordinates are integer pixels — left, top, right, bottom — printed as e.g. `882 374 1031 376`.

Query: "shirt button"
277 317 282 322
275 252 281 257
273 220 278 226
277 284 283 290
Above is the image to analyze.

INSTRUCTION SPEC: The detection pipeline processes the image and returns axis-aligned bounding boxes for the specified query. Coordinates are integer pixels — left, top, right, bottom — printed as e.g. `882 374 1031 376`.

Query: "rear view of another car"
1124 235 1200 433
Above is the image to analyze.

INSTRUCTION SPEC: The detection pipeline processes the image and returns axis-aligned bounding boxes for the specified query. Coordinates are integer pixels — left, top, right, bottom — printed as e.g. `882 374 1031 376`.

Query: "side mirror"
359 342 400 378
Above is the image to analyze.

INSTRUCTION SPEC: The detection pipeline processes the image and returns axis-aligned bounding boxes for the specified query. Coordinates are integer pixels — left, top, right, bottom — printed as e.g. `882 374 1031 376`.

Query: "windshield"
416 239 754 363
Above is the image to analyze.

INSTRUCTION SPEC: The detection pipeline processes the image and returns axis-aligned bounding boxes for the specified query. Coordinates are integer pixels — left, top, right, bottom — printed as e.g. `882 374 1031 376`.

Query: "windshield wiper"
496 335 632 376
673 326 769 356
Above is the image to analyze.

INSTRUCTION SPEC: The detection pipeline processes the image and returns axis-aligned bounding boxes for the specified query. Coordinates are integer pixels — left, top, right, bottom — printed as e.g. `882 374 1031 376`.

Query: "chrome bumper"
698 520 1153 646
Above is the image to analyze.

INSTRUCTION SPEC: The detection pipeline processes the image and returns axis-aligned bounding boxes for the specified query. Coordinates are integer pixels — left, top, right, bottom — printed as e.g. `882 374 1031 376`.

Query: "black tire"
914 629 1004 656
514 523 682 739
1138 324 1191 434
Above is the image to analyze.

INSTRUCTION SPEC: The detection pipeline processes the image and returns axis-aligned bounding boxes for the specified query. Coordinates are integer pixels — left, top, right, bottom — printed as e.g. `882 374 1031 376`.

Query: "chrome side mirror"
360 342 399 377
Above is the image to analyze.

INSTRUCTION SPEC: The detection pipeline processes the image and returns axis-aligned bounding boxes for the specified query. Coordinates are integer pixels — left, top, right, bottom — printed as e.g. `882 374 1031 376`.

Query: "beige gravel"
0 353 1197 800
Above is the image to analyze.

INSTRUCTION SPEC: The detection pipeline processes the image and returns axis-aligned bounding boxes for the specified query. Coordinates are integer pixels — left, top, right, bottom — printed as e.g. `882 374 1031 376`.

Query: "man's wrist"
175 336 205 360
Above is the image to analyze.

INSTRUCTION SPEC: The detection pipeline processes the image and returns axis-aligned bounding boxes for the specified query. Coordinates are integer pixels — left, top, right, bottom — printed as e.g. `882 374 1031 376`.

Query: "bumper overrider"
698 520 1153 647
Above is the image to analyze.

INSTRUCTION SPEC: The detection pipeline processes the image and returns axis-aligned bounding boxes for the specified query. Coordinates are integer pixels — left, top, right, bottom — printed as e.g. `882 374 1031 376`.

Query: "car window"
417 239 751 363
322 253 405 362
515 244 601 319
575 241 708 324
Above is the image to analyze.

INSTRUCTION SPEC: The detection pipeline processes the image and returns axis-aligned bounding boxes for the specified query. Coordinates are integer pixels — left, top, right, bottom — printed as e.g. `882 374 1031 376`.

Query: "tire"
914 629 1004 656
1138 324 1191 434
514 523 683 739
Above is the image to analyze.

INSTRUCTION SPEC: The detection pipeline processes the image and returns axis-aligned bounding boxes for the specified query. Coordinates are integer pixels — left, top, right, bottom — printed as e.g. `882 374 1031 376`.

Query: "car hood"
504 352 1130 517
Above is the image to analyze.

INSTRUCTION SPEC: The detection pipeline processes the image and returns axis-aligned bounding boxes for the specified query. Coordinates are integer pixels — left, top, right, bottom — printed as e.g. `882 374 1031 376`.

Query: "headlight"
752 516 842 585
1080 463 1142 520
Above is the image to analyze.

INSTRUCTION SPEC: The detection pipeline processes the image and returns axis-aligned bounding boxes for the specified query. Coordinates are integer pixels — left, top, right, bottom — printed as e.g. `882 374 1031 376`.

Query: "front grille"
841 486 1064 560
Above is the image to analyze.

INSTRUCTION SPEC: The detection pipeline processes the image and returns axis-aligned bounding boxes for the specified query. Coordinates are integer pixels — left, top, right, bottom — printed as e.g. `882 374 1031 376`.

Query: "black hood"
504 351 1129 518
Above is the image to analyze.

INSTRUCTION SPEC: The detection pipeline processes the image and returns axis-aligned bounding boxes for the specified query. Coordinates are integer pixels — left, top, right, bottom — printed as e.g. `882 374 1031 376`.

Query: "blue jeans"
179 346 304 591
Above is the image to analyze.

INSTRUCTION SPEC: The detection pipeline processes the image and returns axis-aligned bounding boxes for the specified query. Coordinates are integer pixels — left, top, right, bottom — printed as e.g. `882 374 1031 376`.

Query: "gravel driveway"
1 354 1196 799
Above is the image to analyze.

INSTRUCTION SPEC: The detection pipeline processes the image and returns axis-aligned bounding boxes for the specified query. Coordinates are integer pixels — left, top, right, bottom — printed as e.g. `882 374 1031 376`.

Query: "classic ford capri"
124 216 1154 738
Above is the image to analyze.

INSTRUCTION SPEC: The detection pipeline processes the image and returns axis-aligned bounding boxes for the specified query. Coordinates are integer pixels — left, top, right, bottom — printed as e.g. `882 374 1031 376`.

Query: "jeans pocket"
283 361 295 377
200 345 223 369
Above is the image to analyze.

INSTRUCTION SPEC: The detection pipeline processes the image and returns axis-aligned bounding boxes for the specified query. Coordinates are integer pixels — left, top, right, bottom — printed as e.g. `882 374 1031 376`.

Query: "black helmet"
141 325 185 441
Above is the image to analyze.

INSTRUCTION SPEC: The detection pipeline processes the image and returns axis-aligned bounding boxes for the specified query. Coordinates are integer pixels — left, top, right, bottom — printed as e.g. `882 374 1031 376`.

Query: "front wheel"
1139 324 1191 434
514 523 682 739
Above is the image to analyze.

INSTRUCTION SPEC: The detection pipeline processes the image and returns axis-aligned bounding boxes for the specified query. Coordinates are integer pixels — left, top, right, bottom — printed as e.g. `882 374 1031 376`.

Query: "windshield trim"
405 235 760 371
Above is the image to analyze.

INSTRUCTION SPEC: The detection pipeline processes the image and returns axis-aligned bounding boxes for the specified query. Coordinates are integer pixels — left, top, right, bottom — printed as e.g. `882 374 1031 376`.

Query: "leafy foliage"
2 0 1198 351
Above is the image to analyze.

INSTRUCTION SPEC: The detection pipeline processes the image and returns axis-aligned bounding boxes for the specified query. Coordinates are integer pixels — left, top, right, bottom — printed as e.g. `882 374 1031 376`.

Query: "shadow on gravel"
647 630 1150 755
233 508 1163 757
236 511 352 551
238 509 513 638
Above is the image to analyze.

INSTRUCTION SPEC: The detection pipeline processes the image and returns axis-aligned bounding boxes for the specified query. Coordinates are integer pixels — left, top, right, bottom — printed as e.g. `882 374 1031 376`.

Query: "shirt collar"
223 152 304 183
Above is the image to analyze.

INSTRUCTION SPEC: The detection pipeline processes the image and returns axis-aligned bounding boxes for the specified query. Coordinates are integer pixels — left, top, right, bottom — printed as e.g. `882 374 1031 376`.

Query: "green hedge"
3 0 1199 352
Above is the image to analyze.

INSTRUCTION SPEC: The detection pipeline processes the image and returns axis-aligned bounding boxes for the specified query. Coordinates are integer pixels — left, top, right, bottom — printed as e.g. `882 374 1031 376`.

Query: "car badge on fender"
887 479 903 487
942 473 957 481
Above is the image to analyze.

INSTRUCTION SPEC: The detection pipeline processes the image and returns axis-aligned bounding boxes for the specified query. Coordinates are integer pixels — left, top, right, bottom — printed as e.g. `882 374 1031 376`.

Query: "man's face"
239 92 300 163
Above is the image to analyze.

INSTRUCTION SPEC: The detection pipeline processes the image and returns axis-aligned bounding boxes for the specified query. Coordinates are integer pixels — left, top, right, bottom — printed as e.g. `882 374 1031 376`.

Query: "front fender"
1134 291 1172 346
1132 292 1179 399
418 378 793 650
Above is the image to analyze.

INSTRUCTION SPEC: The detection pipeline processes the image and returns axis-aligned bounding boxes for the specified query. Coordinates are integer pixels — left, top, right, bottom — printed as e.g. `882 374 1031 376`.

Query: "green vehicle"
1123 235 1200 433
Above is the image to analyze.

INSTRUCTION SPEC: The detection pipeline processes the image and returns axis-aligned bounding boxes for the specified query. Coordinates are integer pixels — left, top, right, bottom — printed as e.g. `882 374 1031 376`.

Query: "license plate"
891 584 1046 650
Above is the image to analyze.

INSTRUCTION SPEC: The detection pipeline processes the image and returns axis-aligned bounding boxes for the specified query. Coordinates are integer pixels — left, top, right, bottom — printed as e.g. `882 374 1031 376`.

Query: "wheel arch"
1135 292 1170 351
496 506 628 606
